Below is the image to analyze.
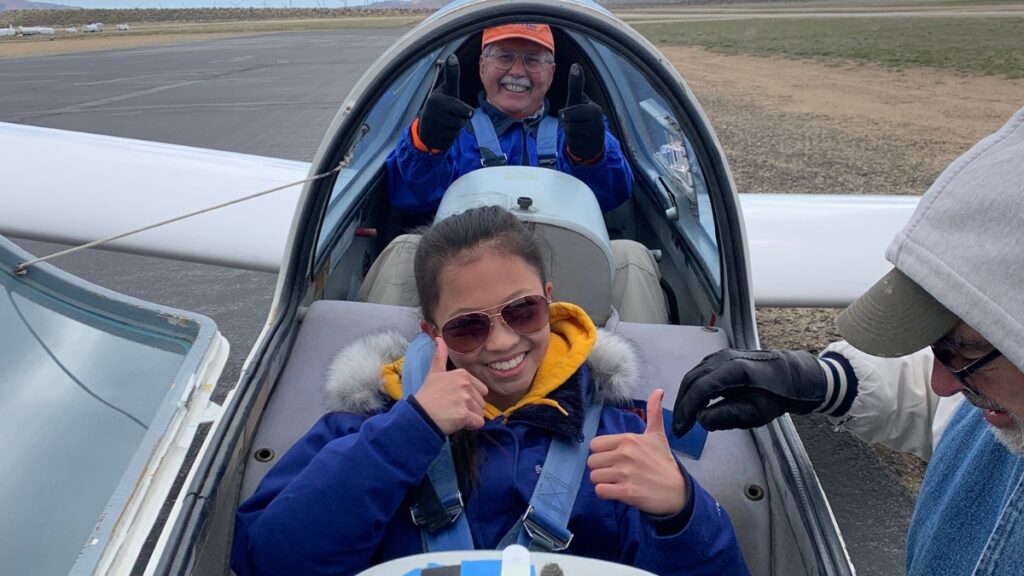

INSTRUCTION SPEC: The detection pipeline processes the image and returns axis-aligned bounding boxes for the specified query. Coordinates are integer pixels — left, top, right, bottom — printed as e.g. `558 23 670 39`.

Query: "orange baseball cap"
481 23 555 54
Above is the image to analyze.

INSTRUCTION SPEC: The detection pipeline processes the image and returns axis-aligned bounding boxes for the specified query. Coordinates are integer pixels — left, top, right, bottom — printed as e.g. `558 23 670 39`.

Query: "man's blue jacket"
386 95 633 214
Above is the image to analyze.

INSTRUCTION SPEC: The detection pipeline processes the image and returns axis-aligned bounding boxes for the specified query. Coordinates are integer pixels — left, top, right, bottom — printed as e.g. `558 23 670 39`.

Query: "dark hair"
413 205 548 492
414 205 547 327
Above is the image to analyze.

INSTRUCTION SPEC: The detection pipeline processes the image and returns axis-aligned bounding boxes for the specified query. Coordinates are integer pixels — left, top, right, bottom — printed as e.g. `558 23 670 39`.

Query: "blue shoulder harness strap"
535 115 559 168
471 108 559 169
402 334 602 553
401 333 474 551
471 109 507 167
496 364 603 552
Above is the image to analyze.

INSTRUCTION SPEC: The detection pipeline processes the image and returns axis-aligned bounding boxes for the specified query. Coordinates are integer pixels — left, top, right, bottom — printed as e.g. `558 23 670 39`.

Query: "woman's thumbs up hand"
413 337 489 435
587 388 687 516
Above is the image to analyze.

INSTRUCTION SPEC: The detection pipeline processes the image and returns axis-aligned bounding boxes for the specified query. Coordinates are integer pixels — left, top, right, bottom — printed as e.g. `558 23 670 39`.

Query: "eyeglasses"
930 343 1003 394
438 294 550 353
485 51 552 73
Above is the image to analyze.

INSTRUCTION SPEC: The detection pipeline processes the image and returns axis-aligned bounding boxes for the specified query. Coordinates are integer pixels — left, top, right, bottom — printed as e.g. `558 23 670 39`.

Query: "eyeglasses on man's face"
485 51 552 74
930 342 1003 395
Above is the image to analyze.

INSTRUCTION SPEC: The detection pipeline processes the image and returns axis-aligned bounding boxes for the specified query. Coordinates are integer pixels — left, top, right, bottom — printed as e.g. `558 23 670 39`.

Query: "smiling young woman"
231 205 749 575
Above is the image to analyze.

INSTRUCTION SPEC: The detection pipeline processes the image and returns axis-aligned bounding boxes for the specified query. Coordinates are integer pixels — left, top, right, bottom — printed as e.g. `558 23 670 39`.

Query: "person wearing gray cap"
672 106 1024 576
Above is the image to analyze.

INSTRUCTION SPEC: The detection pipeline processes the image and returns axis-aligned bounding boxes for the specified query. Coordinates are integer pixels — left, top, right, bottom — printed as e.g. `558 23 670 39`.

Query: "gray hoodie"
888 106 1024 369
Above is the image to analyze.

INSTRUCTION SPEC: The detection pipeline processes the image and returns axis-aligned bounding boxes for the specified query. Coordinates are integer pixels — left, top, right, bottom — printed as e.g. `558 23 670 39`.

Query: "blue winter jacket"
232 306 747 576
905 401 1024 575
386 94 633 214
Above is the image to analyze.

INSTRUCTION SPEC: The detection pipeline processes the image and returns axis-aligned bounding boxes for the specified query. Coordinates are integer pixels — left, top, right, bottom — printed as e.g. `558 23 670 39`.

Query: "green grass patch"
634 16 1024 77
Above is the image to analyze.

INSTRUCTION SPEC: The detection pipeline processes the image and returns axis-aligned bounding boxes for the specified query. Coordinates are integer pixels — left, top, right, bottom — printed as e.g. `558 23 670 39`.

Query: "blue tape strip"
665 408 707 459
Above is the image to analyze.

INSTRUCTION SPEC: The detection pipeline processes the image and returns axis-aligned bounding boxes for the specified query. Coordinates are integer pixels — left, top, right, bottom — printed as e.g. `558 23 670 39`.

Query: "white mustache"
963 388 1008 413
500 75 532 90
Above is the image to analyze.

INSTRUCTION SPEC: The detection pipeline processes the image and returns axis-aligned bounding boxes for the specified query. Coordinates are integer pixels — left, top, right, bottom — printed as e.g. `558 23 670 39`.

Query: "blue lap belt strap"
471 109 559 168
401 334 601 553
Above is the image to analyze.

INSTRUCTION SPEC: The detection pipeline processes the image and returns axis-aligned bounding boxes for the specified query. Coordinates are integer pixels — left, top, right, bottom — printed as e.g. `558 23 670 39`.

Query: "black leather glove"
417 54 473 152
559 64 605 161
672 349 827 437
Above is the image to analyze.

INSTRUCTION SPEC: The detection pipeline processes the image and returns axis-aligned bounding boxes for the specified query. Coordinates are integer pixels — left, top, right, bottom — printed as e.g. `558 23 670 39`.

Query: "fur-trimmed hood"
323 328 641 415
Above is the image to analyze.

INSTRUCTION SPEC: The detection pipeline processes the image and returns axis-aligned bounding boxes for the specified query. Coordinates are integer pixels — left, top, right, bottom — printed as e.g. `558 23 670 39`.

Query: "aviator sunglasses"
438 294 550 353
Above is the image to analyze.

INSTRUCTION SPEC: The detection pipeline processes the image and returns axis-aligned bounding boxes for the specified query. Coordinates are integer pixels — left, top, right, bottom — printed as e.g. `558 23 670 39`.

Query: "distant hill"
0 0 77 11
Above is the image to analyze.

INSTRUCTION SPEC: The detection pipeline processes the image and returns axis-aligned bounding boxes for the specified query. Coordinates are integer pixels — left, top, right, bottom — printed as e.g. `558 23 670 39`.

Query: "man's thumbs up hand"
565 62 585 107
559 63 605 162
417 54 474 153
441 53 461 99
413 337 488 435
587 388 688 516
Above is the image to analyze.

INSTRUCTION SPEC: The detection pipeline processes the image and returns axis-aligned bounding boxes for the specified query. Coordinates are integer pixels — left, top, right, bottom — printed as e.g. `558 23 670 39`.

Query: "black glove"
559 64 605 161
417 54 473 152
672 349 827 437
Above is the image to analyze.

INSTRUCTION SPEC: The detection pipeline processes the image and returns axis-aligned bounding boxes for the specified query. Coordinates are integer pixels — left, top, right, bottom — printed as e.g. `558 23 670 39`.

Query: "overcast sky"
57 0 378 7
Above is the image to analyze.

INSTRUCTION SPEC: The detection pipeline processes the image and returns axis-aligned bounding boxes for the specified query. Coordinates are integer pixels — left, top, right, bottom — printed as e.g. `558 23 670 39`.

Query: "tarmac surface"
1 30 912 575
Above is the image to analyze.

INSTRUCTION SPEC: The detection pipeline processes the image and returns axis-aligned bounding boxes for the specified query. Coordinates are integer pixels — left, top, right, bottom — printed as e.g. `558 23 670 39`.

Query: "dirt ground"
661 45 1024 493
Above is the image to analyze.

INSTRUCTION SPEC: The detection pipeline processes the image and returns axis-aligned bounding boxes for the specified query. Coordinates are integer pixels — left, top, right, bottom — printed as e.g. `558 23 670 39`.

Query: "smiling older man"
672 106 1024 575
386 23 632 215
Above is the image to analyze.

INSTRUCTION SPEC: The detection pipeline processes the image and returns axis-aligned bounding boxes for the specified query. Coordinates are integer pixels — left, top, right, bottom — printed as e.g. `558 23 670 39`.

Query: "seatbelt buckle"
521 505 573 552
479 152 508 167
410 492 465 532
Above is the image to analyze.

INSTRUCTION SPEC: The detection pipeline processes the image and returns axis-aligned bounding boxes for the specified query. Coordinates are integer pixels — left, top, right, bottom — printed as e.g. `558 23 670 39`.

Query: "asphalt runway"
1 30 912 575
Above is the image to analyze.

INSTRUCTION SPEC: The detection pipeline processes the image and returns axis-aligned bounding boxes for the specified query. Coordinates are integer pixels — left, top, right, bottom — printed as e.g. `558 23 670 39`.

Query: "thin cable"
14 166 340 274
6 287 147 429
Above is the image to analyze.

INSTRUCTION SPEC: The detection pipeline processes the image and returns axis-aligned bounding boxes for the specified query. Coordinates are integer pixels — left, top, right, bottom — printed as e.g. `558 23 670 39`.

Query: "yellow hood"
380 301 597 420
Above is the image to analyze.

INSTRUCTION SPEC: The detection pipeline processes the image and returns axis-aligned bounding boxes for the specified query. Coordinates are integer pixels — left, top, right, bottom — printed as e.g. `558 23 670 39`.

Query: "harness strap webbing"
497 365 602 552
471 109 507 167
401 334 474 551
401 335 600 553
536 115 559 168
470 108 559 169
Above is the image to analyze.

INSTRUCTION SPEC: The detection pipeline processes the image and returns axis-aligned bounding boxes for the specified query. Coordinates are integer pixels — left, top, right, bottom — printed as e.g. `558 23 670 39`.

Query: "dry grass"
633 15 1024 78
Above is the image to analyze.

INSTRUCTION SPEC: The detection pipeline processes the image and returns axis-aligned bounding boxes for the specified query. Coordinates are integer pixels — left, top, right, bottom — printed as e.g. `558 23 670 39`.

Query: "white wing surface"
0 122 918 306
0 122 308 273
740 193 919 307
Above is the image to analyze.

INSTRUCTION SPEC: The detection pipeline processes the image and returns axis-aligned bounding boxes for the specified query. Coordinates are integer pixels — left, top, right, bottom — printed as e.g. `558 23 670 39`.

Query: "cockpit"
231 23 777 576
221 10 846 576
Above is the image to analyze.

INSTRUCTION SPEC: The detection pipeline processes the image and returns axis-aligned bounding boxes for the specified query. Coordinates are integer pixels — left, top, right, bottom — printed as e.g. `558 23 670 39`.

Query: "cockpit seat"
435 166 615 325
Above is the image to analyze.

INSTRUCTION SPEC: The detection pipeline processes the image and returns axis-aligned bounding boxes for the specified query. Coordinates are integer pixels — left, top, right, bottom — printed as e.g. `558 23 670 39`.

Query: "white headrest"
436 167 615 325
